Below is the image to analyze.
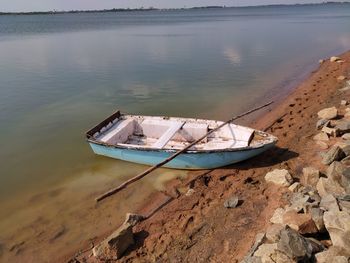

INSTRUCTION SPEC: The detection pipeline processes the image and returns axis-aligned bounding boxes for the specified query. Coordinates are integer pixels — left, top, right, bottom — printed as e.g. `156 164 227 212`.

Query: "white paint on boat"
95 115 258 151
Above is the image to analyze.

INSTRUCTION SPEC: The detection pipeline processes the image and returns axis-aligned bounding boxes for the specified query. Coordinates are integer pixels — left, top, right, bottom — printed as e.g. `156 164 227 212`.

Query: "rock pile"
243 81 350 262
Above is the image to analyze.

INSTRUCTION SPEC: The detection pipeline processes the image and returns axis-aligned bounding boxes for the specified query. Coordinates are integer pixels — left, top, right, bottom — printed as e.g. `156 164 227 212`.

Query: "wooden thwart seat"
153 121 185 149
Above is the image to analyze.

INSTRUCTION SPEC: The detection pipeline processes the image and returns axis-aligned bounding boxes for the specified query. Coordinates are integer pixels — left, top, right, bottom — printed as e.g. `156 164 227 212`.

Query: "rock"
316 177 346 197
242 256 262 263
316 119 329 130
300 167 320 187
324 210 350 252
288 182 302 193
253 243 276 263
341 155 350 165
319 59 324 64
185 188 195 196
335 121 350 134
124 213 145 227
266 224 284 242
316 141 329 150
93 222 134 260
243 233 266 261
315 246 350 262
277 226 323 261
338 76 347 81
311 207 325 232
282 211 318 234
340 99 348 105
313 132 329 142
338 195 350 213
288 192 313 213
340 145 350 157
322 146 345 165
270 208 285 224
320 194 340 212
265 169 293 187
270 250 295 263
327 161 350 192
342 133 350 140
330 56 341 62
224 195 240 208
322 126 339 137
317 106 338 120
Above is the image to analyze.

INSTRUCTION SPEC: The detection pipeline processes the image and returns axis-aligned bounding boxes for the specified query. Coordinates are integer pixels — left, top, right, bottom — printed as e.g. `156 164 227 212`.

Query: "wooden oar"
96 101 273 202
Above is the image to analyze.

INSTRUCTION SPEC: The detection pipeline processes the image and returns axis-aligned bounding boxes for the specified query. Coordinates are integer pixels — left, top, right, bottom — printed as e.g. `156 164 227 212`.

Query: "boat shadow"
223 146 299 170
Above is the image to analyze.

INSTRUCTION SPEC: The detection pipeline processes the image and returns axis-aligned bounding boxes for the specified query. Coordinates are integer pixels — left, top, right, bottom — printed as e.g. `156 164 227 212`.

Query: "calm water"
0 4 350 261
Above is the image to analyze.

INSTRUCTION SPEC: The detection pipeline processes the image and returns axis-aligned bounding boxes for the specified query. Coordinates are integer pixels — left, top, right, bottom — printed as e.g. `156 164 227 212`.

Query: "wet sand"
65 50 350 262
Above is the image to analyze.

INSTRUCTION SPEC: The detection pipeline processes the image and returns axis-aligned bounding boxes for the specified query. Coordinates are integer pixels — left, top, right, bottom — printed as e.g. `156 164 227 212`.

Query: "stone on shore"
315 246 350 263
342 133 350 140
340 99 348 105
266 224 284 243
93 222 134 260
224 195 240 208
322 146 345 165
277 226 323 261
253 243 278 262
316 177 346 198
317 107 338 120
316 119 329 130
335 120 350 134
320 194 339 212
265 169 293 187
288 182 302 193
310 207 325 232
323 211 350 253
124 213 145 227
313 132 329 142
330 56 341 62
300 167 320 187
327 161 350 192
316 141 329 150
270 208 285 224
321 126 338 137
338 76 346 81
282 211 318 234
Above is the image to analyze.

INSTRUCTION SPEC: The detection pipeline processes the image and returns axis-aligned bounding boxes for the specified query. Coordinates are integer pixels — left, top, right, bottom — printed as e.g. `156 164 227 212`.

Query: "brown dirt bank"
69 51 350 263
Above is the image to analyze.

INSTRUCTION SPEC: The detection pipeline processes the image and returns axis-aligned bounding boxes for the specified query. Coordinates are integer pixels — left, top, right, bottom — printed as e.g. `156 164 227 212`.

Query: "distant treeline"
0 2 349 16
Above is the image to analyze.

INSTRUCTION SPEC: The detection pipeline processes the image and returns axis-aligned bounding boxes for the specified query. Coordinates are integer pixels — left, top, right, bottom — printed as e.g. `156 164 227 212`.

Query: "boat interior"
91 115 272 151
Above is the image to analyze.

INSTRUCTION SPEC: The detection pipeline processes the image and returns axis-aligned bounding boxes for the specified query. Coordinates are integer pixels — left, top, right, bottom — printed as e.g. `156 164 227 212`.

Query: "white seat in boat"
99 118 135 144
153 121 185 149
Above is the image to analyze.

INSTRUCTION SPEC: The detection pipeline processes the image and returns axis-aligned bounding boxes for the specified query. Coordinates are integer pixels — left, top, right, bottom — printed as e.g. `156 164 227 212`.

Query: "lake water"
0 3 350 261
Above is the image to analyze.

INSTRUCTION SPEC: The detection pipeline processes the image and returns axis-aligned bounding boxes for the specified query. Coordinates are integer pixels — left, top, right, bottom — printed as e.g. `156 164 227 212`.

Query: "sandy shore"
68 51 350 262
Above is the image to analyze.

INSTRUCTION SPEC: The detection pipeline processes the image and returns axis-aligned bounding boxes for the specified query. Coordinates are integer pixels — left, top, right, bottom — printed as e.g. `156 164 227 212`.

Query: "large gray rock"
300 167 320 187
310 207 325 232
316 177 346 197
265 169 293 187
288 192 313 213
277 226 323 261
323 211 350 253
124 213 145 227
320 194 340 212
322 146 345 165
327 161 350 193
336 120 350 134
253 243 278 262
317 107 338 120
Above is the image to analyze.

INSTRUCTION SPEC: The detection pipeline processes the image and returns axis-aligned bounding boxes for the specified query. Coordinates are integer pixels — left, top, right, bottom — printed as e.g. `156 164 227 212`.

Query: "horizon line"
1 1 349 15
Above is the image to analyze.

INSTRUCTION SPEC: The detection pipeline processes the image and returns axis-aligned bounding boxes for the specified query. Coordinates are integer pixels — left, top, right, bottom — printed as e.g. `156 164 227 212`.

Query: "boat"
86 110 278 169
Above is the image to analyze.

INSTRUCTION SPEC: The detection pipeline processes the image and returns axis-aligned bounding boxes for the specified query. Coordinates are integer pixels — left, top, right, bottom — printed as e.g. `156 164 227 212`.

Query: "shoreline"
69 50 350 262
1 2 348 16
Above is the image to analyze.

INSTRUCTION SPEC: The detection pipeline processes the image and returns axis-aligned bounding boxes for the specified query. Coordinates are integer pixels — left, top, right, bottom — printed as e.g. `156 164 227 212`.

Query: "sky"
0 0 342 12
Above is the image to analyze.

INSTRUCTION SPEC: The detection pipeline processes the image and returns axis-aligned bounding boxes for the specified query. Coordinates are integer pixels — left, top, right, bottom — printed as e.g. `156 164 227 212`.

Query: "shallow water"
0 3 350 261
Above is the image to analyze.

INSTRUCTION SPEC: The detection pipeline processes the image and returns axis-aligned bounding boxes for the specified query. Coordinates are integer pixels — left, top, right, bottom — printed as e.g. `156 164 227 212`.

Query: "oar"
96 101 273 202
